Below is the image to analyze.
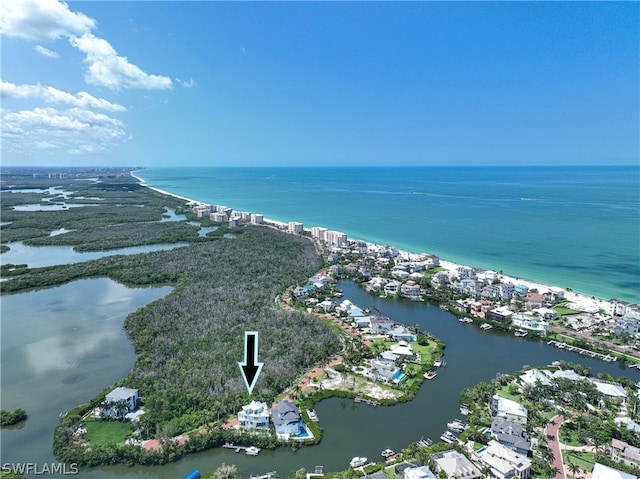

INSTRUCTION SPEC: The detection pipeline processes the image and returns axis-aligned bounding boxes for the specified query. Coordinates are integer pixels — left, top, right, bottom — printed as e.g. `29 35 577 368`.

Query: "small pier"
355 396 380 406
547 340 616 362
223 443 261 455
250 473 276 479
418 437 433 448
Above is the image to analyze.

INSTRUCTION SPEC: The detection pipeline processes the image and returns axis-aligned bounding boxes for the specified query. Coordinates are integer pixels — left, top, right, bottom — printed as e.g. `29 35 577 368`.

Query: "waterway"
0 279 173 476
2 272 637 478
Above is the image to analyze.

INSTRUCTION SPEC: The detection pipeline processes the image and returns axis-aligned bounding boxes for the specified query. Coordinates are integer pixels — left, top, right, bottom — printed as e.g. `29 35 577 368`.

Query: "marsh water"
1 271 637 478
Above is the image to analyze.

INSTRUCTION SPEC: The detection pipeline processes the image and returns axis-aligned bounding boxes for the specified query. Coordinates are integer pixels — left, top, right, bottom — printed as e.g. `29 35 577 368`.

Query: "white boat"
514 329 528 337
350 457 368 468
245 446 260 456
447 420 468 433
480 323 493 330
381 448 395 458
433 359 442 367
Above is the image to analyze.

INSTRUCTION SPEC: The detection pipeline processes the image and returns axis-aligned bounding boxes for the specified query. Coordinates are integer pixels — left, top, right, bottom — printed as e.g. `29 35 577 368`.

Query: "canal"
2 278 637 479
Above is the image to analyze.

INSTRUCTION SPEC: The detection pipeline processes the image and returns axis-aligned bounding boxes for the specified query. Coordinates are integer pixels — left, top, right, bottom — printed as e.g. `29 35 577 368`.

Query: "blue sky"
1 1 638 167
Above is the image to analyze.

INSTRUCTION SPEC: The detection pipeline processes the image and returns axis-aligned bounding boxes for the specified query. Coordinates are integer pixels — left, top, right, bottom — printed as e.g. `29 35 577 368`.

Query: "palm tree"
567 460 580 479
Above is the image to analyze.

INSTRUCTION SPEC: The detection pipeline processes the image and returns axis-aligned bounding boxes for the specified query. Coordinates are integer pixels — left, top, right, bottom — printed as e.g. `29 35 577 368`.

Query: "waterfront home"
514 284 529 297
432 450 482 479
611 439 640 467
491 418 532 455
485 306 514 323
511 314 548 335
404 466 437 479
238 400 271 431
384 280 402 295
517 368 552 388
476 440 531 479
490 395 528 424
389 340 416 359
103 387 139 418
401 281 421 300
309 274 329 289
370 316 398 334
592 463 638 479
389 325 414 342
614 316 640 336
370 358 402 384
476 270 498 284
608 299 634 317
366 276 388 293
271 400 303 440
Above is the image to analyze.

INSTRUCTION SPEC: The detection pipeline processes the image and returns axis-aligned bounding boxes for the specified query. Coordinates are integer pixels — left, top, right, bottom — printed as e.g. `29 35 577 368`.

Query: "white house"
404 466 436 479
490 395 528 424
592 463 637 479
518 369 552 388
238 400 270 430
433 450 482 479
476 440 531 479
104 387 139 417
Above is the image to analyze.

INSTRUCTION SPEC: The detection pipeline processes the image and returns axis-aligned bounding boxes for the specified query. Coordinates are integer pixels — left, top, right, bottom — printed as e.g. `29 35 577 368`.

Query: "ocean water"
135 166 639 304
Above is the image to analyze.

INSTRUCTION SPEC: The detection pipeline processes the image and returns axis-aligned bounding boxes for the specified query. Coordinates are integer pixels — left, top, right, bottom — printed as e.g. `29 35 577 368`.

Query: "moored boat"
245 446 260 456
381 448 395 458
350 457 368 468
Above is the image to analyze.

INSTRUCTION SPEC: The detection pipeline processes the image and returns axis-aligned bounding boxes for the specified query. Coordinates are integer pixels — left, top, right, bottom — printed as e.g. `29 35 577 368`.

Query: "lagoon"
3 275 637 479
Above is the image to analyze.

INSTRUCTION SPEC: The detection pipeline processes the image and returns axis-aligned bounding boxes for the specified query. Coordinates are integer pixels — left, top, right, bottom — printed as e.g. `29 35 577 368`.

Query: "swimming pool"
392 371 406 382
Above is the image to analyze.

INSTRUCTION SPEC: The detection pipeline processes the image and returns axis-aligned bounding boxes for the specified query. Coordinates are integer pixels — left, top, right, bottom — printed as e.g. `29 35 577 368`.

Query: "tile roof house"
476 440 531 479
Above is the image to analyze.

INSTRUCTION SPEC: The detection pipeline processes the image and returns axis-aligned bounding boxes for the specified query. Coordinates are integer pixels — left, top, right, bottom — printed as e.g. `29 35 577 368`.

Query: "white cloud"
0 0 95 41
70 34 172 90
0 80 127 112
34 45 59 58
1 106 127 155
176 77 198 88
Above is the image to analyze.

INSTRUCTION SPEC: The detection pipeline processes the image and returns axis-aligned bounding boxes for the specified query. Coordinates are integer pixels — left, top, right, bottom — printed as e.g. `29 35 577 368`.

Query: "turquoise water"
135 166 639 304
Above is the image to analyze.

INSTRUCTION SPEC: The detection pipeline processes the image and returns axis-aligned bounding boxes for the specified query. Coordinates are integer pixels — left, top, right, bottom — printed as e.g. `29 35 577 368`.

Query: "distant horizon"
2 163 639 170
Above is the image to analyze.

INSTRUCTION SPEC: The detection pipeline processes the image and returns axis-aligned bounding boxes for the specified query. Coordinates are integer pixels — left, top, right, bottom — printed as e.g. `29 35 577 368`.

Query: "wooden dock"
547 340 616 362
354 396 380 406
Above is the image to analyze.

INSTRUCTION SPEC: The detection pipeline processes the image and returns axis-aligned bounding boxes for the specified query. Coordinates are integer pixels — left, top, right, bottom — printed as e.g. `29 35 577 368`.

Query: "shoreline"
130 170 624 314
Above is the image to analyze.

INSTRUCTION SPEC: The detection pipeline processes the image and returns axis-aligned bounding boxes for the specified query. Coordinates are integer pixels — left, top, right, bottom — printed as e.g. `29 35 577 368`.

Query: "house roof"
271 400 300 426
106 387 138 402
434 450 481 478
592 463 637 479
518 369 552 387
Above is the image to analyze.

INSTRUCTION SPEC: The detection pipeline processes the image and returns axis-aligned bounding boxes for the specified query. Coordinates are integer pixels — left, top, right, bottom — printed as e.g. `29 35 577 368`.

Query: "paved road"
545 414 566 479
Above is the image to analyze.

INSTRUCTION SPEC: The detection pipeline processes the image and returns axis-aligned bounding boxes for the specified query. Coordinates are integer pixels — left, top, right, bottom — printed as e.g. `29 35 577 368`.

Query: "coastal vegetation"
1 173 343 465
0 408 27 427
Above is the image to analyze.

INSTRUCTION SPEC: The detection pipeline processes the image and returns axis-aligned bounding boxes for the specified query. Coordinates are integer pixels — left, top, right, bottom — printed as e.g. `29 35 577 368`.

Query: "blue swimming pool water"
392 371 406 381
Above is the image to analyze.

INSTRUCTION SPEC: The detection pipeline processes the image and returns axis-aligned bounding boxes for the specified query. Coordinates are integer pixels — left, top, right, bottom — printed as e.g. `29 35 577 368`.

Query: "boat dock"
223 443 261 455
547 340 616 362
424 370 437 379
355 397 380 406
417 437 433 448
250 473 276 479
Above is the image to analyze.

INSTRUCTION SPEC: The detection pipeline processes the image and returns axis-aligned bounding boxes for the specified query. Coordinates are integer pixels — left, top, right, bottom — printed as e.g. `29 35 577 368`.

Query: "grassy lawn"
564 451 596 473
84 417 133 445
555 307 579 317
558 427 584 447
496 384 522 403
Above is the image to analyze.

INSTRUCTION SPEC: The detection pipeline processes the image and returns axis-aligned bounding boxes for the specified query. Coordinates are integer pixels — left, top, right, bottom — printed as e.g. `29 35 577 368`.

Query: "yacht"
381 448 395 458
245 446 260 456
350 457 368 468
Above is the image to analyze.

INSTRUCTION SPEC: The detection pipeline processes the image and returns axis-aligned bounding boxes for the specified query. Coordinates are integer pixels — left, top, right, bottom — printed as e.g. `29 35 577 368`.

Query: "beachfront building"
476 440 531 479
432 450 482 479
237 400 271 430
271 400 303 440
250 213 264 224
490 395 528 424
210 212 228 222
288 222 303 234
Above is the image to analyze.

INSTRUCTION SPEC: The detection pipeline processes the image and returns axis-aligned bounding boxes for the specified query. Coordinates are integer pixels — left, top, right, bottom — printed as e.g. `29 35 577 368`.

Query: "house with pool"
271 400 311 441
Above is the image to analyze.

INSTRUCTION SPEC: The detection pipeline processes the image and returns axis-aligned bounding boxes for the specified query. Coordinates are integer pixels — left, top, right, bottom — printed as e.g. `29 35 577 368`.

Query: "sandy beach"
131 170 619 313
